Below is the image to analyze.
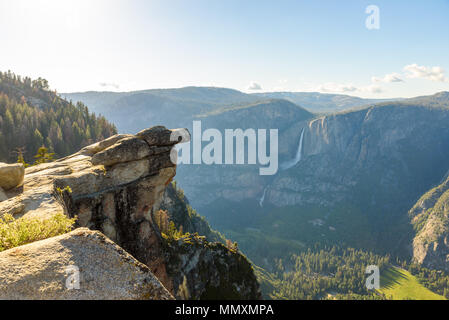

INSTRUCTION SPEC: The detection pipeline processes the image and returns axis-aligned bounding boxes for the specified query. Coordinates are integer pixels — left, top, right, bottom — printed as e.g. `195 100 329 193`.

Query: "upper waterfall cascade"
259 186 269 207
280 128 306 171
260 128 306 207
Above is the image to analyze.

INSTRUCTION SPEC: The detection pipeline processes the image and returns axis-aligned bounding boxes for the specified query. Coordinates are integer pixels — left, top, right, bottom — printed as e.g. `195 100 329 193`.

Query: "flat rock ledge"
0 126 188 221
0 228 173 300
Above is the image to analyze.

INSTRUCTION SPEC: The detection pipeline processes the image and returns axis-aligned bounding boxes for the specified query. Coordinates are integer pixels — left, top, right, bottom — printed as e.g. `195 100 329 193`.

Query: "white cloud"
317 82 358 93
403 64 448 82
99 82 120 89
371 72 404 83
316 82 383 95
315 63 449 97
247 82 262 91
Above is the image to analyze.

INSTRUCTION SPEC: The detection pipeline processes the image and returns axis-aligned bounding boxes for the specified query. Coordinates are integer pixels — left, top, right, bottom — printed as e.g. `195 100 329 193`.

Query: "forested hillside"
0 71 116 163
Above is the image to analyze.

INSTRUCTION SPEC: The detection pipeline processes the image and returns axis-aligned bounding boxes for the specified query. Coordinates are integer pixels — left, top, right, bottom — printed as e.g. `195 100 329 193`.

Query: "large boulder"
0 228 173 300
0 163 24 190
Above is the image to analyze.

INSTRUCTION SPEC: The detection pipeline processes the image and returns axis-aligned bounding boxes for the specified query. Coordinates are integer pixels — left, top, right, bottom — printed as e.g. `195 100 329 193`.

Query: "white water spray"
259 128 306 207
280 128 306 171
259 186 269 207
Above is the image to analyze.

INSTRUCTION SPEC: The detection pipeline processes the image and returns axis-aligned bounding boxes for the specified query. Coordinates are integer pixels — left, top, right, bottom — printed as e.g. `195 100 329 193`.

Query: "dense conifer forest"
0 71 116 163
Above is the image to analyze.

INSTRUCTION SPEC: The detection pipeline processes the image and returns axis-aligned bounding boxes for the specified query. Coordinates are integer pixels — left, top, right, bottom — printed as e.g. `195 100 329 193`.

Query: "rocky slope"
0 126 261 300
155 183 260 299
409 174 449 271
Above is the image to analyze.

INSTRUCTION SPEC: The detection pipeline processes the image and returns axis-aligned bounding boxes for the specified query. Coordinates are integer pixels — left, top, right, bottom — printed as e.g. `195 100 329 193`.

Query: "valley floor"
378 267 445 300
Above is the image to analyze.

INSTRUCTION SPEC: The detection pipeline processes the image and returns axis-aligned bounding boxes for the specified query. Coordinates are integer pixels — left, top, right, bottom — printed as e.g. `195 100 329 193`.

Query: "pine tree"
33 146 55 165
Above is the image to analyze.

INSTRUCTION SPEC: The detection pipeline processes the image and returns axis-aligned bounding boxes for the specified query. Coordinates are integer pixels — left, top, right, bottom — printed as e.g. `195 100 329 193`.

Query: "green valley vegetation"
203 200 382 268
254 240 449 300
379 267 446 300
255 244 390 300
0 71 117 163
407 264 449 299
254 243 449 300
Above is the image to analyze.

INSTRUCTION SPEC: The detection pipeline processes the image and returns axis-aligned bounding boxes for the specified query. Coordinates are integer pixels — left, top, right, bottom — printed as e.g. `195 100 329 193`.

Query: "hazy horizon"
62 85 449 102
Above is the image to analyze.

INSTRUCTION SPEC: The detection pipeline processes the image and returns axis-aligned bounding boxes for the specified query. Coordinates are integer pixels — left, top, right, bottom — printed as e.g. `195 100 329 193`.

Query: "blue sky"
0 0 448 98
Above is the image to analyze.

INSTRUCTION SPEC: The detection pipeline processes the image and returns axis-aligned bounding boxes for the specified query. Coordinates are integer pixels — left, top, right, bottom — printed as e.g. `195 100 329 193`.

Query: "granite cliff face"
179 101 449 213
269 103 449 209
0 126 261 300
409 174 449 271
174 98 449 259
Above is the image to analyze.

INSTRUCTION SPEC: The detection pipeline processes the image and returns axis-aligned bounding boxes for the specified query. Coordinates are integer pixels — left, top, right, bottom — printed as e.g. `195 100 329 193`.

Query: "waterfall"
280 128 306 171
259 128 306 207
259 186 268 207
